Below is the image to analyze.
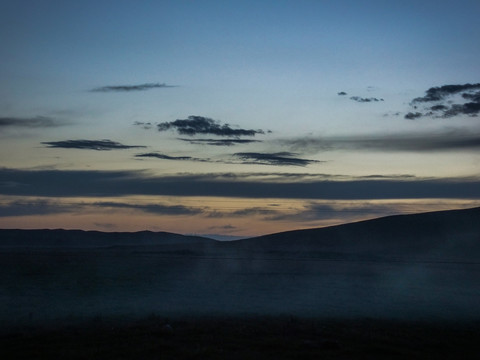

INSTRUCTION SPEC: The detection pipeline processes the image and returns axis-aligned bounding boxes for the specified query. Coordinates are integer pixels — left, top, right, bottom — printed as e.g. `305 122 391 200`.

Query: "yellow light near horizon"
0 195 479 236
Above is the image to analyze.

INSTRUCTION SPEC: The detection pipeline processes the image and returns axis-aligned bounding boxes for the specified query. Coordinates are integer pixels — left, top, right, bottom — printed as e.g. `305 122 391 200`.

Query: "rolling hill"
232 207 480 261
0 229 213 248
1 207 479 261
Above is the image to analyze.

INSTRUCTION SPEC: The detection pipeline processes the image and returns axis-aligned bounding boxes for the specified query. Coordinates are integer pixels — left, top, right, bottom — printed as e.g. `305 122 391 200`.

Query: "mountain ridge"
1 207 479 260
0 228 213 248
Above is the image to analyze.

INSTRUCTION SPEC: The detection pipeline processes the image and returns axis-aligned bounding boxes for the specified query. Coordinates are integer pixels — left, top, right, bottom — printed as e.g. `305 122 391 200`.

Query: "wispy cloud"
337 89 384 103
234 152 322 166
209 224 237 230
136 151 320 166
0 197 203 217
42 139 146 151
282 130 480 153
157 116 265 137
350 96 383 103
135 152 211 162
0 116 63 129
0 199 75 217
92 201 203 215
231 207 279 217
205 206 280 219
265 202 405 222
133 121 154 129
178 138 262 146
90 82 176 92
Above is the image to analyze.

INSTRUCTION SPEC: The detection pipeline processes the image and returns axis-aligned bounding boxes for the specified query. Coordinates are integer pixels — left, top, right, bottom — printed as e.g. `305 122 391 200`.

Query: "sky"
1 0 480 237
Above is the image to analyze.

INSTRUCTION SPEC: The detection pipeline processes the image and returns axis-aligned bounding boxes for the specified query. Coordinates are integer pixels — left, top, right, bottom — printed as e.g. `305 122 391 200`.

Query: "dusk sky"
1 0 480 237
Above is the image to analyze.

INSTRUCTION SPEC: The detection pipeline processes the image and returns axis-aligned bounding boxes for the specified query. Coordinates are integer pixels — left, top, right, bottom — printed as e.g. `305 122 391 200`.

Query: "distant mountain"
233 207 480 261
1 207 479 261
0 229 213 248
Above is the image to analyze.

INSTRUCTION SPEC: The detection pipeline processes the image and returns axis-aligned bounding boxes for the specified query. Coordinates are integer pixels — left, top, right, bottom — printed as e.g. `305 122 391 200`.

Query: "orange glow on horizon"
0 195 478 237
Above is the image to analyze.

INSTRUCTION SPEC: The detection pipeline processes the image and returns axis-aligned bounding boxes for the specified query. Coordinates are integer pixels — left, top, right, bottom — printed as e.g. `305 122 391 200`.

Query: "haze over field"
1 208 479 326
1 0 480 237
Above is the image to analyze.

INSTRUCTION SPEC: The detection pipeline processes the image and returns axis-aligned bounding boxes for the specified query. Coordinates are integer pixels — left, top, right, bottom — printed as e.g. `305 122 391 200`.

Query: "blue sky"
1 0 480 236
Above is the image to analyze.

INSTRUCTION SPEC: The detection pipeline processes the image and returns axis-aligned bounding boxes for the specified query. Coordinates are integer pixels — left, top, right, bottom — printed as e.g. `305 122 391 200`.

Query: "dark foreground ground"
1 316 479 359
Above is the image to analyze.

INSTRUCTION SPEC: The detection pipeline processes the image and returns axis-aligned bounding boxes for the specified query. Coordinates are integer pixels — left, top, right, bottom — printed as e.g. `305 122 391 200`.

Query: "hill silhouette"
2 207 478 261
233 207 480 261
0 229 212 248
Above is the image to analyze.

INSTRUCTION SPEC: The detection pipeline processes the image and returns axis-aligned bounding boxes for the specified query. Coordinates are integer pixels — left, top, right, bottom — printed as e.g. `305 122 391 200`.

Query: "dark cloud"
178 138 261 146
137 151 319 167
205 206 280 219
166 172 348 182
0 116 62 129
231 207 279 217
0 197 203 217
430 105 448 111
443 102 480 117
1 168 479 200
0 199 75 217
412 83 480 103
135 152 210 162
337 91 347 96
157 116 264 137
404 112 423 120
350 96 383 103
408 83 480 118
42 139 146 151
462 91 480 102
234 152 321 167
282 130 480 153
92 201 203 215
357 174 417 180
90 83 176 92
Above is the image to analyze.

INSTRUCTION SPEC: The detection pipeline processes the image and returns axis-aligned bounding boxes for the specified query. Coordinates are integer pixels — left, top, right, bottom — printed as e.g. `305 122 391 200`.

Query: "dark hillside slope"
1 207 479 260
235 207 480 261
0 229 213 248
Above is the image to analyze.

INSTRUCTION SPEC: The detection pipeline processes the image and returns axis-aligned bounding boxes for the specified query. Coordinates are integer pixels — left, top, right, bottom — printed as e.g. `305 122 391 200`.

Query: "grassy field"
1 315 479 359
